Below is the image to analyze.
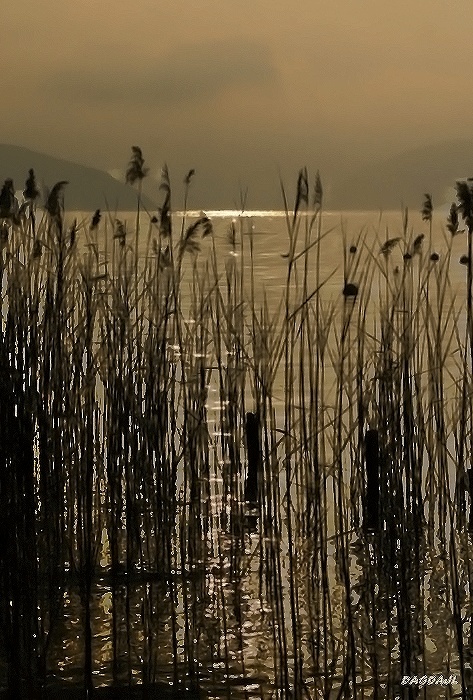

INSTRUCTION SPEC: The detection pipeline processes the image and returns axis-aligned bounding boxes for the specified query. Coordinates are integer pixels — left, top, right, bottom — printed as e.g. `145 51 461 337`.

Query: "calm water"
79 208 469 294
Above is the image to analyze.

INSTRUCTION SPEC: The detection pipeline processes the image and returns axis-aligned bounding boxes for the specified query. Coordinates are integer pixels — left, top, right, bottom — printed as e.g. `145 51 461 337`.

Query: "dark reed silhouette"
244 411 262 503
1 158 473 698
363 429 380 531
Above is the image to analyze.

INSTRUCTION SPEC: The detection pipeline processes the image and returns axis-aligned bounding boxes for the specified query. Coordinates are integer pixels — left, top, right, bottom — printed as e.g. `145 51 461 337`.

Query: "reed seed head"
125 146 149 185
447 202 460 235
180 216 213 257
293 167 308 219
90 209 101 230
343 282 358 298
23 169 39 201
44 181 68 219
411 233 424 255
0 179 15 218
380 237 401 256
313 170 323 210
455 180 473 230
114 219 126 246
421 193 433 222
184 169 195 185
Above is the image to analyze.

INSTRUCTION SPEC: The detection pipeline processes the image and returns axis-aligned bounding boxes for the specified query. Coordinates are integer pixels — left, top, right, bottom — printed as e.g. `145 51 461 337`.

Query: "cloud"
45 38 278 108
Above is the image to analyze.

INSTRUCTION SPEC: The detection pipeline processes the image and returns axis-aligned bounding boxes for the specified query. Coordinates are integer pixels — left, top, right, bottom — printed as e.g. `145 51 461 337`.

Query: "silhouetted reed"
244 411 261 504
363 429 380 531
2 159 473 698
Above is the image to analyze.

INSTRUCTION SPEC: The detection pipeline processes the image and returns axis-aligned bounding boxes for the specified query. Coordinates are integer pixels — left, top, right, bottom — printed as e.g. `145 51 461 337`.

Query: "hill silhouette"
0 144 157 212
1 141 471 212
330 139 473 210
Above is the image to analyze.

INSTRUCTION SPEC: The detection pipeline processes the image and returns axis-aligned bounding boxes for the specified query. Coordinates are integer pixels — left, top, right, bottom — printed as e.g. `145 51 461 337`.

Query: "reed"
1 156 473 698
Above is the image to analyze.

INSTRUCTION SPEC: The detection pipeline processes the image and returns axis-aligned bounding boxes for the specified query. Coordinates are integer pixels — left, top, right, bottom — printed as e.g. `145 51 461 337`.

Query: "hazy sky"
3 0 473 206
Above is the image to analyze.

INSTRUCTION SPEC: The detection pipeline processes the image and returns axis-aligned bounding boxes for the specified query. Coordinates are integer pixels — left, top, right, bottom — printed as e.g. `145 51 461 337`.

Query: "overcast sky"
3 0 473 206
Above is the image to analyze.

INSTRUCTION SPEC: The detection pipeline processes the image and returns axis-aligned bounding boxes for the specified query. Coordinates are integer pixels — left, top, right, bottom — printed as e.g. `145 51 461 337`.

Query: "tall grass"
1 154 473 698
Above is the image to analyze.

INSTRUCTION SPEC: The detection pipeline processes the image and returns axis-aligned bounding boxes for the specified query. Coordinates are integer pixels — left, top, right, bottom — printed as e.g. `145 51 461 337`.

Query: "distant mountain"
329 139 473 211
3 141 470 214
0 144 157 212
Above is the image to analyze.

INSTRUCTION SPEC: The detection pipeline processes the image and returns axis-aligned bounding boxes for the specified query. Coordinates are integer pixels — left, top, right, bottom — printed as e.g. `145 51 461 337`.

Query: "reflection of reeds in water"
3 157 473 697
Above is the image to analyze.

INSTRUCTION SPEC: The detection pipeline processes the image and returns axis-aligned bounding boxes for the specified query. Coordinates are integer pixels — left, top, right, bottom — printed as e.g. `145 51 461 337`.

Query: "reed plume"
0 179 15 218
421 193 433 223
0 162 471 697
23 169 40 201
125 145 149 185
380 237 401 256
44 180 68 221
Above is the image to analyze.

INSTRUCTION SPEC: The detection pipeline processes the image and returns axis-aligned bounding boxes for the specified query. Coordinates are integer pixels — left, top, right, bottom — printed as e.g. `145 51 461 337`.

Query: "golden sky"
3 0 473 205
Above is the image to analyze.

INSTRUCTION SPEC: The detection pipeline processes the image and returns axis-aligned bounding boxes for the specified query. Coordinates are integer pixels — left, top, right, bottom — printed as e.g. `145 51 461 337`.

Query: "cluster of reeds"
1 151 473 698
